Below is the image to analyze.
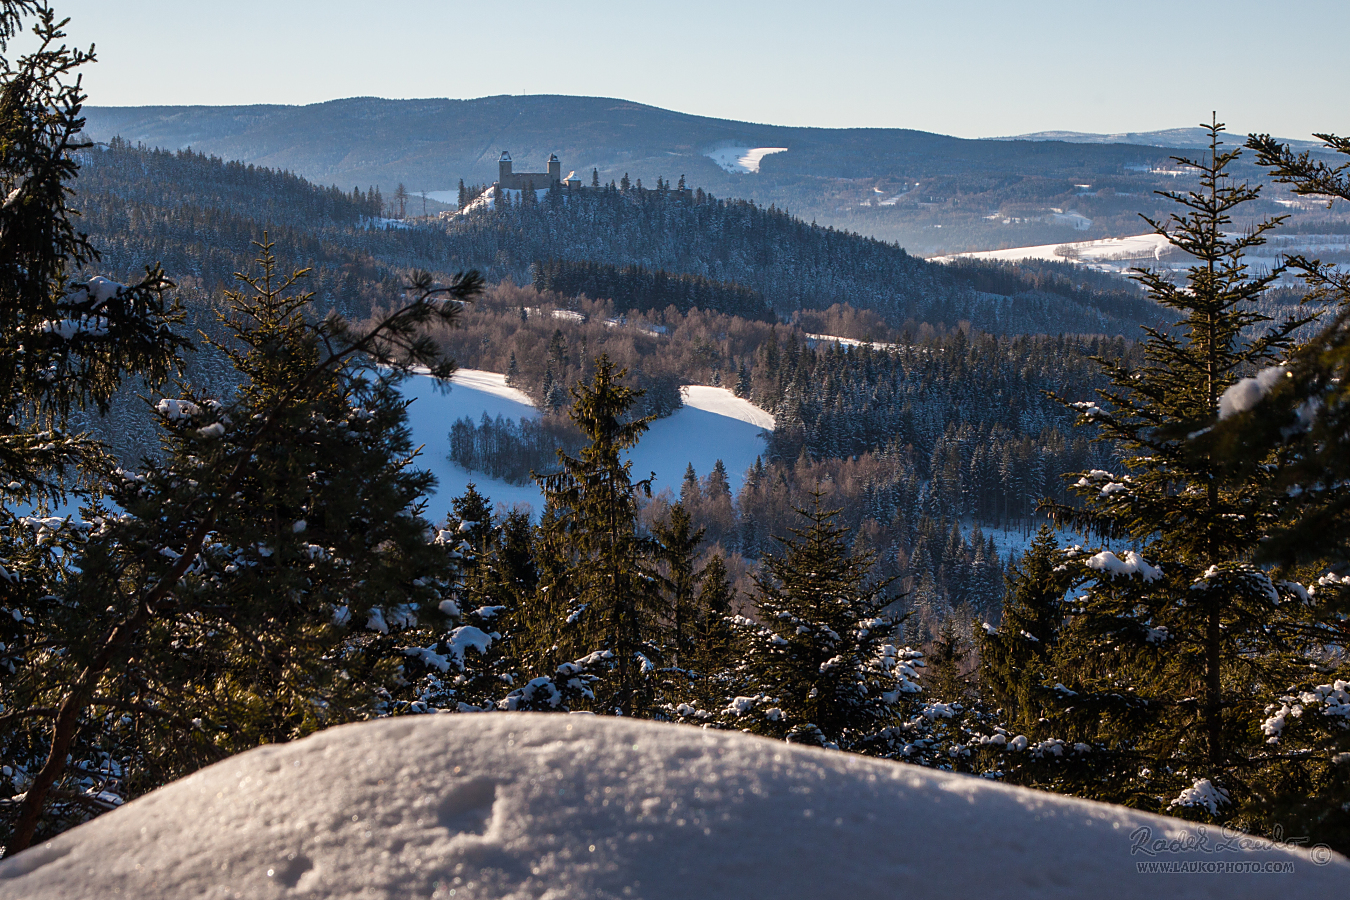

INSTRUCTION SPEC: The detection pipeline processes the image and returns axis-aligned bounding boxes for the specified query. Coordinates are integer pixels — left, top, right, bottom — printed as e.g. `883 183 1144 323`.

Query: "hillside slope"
71 142 1159 336
77 95 1269 254
1 714 1341 899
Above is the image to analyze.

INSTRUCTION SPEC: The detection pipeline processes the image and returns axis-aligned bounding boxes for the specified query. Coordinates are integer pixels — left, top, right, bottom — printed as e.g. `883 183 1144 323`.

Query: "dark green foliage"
1210 130 1350 567
978 526 1071 735
1 236 480 852
996 122 1325 833
692 553 736 680
726 494 914 749
535 355 661 715
653 503 705 671
532 258 776 322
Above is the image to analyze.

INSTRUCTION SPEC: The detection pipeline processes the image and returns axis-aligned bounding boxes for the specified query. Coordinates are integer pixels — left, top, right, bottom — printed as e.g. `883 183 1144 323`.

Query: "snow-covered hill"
400 371 772 522
1 714 1341 899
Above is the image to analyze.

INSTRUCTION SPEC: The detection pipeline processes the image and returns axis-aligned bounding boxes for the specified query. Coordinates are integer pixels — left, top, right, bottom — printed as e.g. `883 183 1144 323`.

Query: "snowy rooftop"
1 714 1342 899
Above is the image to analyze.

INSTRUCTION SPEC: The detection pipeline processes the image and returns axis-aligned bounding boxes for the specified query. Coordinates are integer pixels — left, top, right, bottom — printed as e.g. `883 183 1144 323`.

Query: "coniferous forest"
4 0 1350 867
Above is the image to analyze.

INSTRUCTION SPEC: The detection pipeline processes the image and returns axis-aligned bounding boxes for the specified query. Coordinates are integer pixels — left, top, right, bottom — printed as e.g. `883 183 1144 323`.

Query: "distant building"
494 150 692 198
498 151 568 190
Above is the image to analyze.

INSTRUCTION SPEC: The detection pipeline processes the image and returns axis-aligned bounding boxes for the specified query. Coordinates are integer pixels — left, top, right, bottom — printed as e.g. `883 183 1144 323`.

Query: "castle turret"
548 153 561 185
499 151 513 184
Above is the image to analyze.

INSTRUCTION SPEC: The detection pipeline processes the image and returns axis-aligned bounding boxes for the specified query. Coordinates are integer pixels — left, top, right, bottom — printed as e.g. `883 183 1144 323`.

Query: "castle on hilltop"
498 151 581 191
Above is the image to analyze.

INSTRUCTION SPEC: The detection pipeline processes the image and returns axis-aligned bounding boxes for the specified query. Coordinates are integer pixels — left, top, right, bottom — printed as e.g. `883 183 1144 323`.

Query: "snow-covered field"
399 370 543 517
2 714 1341 899
705 146 788 174
932 231 1348 284
400 371 773 522
424 189 459 205
931 233 1171 266
803 332 902 352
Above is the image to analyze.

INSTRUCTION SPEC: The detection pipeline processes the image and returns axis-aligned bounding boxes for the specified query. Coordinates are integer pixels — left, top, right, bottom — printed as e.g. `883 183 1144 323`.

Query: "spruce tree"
653 502 705 670
1016 120 1313 829
1189 129 1350 849
692 553 737 681
725 492 918 749
977 526 1071 736
537 355 660 715
2 242 481 851
398 485 525 712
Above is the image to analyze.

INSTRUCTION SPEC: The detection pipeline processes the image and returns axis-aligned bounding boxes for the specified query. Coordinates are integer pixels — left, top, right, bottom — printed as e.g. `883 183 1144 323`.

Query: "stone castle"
498 151 581 191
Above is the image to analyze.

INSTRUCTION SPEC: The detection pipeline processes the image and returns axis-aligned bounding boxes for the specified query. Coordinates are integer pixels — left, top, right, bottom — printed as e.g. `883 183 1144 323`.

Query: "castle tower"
548 153 561 185
499 151 513 184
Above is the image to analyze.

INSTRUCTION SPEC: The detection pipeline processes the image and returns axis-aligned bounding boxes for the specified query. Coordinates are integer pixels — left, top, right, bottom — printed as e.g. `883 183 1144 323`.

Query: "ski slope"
2 714 1341 899
705 146 788 174
400 371 772 522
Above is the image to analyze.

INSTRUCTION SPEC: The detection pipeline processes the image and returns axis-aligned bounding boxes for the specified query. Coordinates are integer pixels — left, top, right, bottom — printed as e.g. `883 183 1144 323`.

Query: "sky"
42 0 1350 140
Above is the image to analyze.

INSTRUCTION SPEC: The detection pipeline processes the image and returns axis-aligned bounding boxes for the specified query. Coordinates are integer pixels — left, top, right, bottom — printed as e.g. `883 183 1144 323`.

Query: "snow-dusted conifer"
1016 121 1313 830
4 241 481 852
534 356 661 715
724 492 918 750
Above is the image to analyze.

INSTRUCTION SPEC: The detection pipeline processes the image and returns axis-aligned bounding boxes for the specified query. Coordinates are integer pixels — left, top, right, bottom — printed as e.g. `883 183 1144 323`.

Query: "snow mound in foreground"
2 715 1342 899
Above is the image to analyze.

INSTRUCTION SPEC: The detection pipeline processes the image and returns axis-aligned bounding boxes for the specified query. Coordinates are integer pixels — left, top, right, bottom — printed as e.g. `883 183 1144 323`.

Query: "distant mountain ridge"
993 126 1330 153
80 96 1344 256
82 94 1171 189
80 95 1175 253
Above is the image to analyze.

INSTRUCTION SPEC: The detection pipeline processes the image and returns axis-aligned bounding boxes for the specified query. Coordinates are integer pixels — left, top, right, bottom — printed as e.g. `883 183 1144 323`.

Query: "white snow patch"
1085 549 1162 582
803 332 902 352
1169 778 1230 816
705 146 788 175
931 232 1171 265
1219 366 1287 419
4 714 1343 898
680 385 775 430
399 372 773 522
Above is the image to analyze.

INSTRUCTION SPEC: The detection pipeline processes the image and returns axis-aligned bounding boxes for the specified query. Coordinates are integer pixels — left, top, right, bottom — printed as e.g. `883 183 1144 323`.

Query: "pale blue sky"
45 0 1349 139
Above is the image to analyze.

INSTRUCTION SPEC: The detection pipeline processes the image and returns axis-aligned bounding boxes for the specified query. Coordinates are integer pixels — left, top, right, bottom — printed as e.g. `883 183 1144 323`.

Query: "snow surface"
2 714 1342 899
705 146 788 175
399 372 772 522
399 370 544 519
803 332 902 352
425 189 459 205
1219 366 1286 419
931 232 1171 266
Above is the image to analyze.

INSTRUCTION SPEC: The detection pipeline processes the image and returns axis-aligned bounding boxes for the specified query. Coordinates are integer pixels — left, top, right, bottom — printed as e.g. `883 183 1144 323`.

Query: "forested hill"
448 185 1157 335
71 141 1156 336
85 95 1339 255
81 95 1173 199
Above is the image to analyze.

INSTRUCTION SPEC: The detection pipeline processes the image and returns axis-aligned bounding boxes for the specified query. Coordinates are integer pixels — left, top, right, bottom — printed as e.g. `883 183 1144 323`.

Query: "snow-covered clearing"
2 714 1341 899
680 385 775 430
931 233 1171 266
399 371 772 522
705 146 788 174
400 370 543 517
803 332 902 352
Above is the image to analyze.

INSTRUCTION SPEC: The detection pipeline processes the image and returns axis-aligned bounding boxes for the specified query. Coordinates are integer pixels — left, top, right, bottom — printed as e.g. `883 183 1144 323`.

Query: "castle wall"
500 171 555 190
498 153 562 191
